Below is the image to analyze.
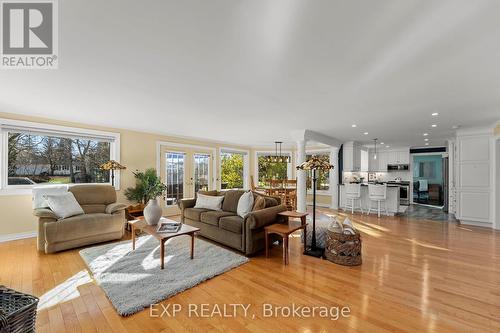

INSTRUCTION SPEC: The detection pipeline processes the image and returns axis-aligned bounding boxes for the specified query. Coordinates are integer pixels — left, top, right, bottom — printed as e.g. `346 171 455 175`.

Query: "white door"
161 146 214 215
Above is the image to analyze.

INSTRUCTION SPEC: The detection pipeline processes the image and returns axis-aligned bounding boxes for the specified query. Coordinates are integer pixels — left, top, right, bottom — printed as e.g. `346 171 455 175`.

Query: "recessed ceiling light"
423 133 428 136
432 112 439 116
431 124 437 128
351 124 357 128
452 125 460 129
386 145 390 148
380 142 384 145
364 132 368 135
425 143 429 146
424 138 429 141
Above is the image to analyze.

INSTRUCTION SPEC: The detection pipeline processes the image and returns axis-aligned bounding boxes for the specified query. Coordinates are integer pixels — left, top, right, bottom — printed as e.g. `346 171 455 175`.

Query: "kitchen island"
339 184 400 216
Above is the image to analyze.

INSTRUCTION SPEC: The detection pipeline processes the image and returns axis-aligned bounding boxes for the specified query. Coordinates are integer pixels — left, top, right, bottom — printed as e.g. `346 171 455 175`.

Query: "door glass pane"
194 153 210 193
165 152 185 206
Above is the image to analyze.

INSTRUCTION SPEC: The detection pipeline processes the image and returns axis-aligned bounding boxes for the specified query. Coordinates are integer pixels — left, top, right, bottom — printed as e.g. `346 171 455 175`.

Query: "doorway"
159 144 215 215
412 153 446 207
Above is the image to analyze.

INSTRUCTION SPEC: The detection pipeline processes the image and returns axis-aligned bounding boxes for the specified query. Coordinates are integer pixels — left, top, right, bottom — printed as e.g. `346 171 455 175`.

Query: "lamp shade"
100 160 126 171
296 156 334 171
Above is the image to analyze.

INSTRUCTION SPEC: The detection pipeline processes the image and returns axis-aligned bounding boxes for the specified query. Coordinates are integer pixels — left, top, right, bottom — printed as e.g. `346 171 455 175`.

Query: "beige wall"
495 123 500 135
307 194 332 206
0 112 252 237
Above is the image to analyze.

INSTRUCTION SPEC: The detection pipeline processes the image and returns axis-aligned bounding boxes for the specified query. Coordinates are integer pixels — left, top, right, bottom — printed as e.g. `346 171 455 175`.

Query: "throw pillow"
237 191 254 218
194 193 224 211
252 196 266 211
32 185 68 209
44 192 84 219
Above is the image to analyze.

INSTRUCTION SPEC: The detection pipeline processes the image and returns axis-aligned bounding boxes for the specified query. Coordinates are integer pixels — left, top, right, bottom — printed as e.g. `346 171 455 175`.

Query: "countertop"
339 182 408 188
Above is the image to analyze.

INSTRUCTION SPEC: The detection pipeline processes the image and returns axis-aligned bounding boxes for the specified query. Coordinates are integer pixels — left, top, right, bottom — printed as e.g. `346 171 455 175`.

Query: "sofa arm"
105 202 128 214
245 205 287 230
33 208 58 220
179 198 196 210
34 210 58 252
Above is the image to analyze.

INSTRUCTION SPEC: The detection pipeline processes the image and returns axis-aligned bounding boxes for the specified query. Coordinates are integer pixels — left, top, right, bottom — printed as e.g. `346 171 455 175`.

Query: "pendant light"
373 138 378 160
265 141 290 163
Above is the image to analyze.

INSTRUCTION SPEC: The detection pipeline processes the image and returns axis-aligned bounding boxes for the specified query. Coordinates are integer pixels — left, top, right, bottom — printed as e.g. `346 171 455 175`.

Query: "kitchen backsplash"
343 171 411 183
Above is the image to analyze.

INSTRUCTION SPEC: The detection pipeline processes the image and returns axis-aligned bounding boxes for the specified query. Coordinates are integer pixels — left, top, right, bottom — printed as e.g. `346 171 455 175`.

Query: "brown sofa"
34 185 127 254
180 190 287 256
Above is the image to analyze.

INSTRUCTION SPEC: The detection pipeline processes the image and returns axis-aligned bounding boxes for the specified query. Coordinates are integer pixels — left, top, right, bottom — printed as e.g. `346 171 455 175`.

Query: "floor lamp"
296 156 334 258
100 160 126 187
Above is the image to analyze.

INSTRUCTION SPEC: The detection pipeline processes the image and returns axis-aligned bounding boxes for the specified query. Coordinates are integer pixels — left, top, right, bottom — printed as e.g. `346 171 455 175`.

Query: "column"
330 146 340 209
296 140 307 213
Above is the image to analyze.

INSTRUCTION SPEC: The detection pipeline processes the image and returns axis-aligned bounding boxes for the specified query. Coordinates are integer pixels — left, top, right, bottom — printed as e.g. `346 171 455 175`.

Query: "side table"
264 211 308 265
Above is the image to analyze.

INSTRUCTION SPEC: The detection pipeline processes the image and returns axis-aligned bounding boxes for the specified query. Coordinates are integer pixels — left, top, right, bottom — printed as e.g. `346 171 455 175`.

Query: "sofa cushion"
44 213 121 243
184 208 211 221
200 211 235 226
69 185 116 205
222 190 245 213
219 215 244 234
81 204 107 214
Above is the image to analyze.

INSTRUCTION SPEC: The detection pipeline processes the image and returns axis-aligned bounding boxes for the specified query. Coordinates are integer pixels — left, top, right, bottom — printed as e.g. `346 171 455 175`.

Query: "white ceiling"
1 0 499 148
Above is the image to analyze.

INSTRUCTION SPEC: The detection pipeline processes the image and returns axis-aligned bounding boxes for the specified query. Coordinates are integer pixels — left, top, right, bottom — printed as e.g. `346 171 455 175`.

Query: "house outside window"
1 119 120 190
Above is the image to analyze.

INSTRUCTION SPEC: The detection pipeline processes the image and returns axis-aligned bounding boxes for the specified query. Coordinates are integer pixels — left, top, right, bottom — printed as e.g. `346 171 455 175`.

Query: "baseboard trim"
307 202 330 208
459 220 493 228
0 231 37 243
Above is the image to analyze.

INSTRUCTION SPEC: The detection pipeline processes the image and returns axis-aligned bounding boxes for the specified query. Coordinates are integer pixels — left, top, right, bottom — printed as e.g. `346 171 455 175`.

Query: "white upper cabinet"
368 148 409 171
360 149 369 172
386 150 410 164
343 141 364 171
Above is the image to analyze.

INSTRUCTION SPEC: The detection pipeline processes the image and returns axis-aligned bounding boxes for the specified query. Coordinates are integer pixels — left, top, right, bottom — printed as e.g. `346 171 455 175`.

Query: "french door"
160 145 214 215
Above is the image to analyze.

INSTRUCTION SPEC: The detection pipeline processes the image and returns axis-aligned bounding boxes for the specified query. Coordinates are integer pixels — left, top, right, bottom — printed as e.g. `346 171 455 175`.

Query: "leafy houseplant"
125 168 166 204
125 168 166 225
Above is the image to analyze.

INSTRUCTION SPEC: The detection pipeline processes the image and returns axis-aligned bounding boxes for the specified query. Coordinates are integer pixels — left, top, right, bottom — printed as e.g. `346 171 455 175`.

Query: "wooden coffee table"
129 218 200 269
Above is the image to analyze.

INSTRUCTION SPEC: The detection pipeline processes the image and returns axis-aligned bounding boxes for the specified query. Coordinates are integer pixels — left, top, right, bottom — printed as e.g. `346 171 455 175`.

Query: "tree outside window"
257 155 289 187
220 152 244 189
306 154 330 191
7 132 111 185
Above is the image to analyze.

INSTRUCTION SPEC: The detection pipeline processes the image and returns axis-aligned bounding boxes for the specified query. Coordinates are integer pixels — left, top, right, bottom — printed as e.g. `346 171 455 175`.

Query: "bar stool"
367 184 387 218
344 183 364 214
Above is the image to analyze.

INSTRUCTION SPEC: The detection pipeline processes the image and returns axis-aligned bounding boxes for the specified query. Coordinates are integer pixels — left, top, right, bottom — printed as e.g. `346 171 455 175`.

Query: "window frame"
305 149 331 195
254 150 293 187
219 147 250 191
0 118 121 195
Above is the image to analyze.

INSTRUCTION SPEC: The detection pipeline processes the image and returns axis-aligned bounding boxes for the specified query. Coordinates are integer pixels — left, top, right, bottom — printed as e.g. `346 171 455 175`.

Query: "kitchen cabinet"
387 150 409 164
368 149 409 171
343 141 365 171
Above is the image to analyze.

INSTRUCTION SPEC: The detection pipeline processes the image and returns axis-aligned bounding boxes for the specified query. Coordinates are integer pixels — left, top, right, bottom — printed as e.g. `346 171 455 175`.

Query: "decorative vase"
144 198 162 225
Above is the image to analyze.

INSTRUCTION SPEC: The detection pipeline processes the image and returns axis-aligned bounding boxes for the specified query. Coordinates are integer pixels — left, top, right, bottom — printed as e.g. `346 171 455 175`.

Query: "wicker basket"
324 230 362 266
0 286 39 333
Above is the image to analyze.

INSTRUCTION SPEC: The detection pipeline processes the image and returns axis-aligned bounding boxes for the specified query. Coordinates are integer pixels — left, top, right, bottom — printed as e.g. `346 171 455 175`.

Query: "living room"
1 1 500 333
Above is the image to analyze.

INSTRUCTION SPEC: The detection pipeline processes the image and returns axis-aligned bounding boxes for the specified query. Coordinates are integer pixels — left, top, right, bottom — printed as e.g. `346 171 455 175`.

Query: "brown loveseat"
180 190 287 256
34 185 127 254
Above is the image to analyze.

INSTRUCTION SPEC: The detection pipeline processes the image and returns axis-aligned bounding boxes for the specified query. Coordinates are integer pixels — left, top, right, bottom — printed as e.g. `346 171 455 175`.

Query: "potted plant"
124 168 166 225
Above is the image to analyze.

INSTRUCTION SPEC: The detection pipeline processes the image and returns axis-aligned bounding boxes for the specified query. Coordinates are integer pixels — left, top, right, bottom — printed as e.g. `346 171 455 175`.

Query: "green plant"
124 168 166 204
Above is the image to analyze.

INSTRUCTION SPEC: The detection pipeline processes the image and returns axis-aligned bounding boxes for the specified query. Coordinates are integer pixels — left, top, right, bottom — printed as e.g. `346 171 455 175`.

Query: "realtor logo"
1 0 58 69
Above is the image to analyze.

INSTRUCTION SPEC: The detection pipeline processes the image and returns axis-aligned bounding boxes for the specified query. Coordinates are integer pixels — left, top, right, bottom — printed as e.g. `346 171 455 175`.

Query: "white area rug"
80 235 249 316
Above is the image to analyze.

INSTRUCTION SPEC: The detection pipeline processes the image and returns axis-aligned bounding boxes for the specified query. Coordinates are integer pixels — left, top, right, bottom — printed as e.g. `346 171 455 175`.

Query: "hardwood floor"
1 208 500 332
